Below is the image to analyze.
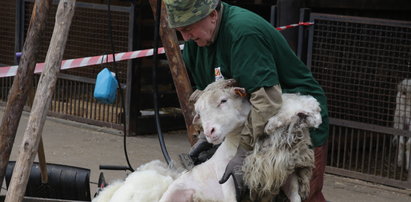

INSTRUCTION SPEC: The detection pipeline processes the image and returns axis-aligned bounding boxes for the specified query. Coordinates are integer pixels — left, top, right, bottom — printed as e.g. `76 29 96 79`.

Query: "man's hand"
219 146 248 201
189 134 216 165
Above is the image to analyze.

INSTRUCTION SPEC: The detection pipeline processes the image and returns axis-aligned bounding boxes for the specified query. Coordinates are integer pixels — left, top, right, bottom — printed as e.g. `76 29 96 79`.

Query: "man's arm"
219 85 283 199
240 85 283 150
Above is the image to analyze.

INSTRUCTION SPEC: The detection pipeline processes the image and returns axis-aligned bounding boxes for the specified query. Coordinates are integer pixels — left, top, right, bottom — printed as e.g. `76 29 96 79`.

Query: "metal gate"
0 0 132 130
306 13 411 188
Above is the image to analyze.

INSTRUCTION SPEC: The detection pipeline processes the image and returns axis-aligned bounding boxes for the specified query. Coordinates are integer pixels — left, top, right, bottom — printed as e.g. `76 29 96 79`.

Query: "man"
164 0 329 201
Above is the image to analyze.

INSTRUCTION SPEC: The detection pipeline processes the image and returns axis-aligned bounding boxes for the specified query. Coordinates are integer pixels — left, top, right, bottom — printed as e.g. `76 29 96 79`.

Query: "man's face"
176 11 218 47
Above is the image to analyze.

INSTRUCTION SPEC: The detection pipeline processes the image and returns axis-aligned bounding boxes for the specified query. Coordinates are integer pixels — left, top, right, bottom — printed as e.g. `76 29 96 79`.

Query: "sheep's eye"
217 99 227 107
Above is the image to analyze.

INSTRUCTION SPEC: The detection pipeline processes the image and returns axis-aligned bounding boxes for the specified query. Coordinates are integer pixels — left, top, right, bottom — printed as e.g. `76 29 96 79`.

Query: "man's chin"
195 41 211 47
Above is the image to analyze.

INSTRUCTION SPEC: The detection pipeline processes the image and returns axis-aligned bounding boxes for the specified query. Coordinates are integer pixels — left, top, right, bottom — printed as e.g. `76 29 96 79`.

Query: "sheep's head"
193 80 251 144
264 93 322 135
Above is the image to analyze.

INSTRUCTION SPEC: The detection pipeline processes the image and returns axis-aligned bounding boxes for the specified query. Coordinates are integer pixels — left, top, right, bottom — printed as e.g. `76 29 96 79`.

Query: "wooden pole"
148 0 197 145
0 0 52 186
5 1 76 201
37 138 48 184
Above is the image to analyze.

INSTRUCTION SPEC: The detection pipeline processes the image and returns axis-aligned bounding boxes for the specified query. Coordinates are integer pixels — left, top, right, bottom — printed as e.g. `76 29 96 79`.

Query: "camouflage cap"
164 0 219 28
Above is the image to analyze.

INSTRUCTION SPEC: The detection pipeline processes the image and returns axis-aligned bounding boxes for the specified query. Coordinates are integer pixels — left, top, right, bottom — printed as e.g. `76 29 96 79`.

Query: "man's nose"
181 32 191 41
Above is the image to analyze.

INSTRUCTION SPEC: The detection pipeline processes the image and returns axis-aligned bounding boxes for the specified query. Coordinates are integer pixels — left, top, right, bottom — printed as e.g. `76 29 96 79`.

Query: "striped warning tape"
0 44 184 78
275 22 314 31
0 22 314 78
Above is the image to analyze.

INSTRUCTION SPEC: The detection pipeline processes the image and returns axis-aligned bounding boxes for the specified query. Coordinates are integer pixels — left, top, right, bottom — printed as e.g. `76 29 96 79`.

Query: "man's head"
164 0 220 47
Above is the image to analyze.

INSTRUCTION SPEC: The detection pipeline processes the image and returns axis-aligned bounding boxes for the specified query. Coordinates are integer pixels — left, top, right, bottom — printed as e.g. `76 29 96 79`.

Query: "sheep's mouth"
210 136 225 145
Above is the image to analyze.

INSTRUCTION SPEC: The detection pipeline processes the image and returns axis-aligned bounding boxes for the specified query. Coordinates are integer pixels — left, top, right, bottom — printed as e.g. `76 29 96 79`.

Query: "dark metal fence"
0 0 132 129
307 13 411 188
0 1 17 66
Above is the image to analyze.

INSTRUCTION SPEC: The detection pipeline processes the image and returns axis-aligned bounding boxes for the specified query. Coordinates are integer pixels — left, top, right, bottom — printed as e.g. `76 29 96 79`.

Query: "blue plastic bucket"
93 68 118 104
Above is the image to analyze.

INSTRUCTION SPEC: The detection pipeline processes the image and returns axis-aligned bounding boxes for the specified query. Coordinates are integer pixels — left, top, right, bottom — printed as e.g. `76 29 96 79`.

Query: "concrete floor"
1 107 411 201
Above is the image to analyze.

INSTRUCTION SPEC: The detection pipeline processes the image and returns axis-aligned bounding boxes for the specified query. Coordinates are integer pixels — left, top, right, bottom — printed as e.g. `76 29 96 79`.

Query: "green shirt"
183 3 329 147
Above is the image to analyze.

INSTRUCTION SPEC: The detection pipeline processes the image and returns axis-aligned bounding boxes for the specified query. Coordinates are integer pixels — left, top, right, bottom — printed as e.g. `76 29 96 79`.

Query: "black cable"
153 0 172 166
107 0 135 172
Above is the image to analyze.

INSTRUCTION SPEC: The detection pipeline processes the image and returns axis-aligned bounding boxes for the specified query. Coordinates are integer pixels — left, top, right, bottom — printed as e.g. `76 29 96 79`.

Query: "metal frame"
306 12 411 188
15 0 134 130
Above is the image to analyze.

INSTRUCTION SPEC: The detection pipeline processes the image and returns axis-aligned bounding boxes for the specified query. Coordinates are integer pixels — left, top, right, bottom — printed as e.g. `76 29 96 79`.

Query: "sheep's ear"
233 87 247 97
224 79 238 88
192 113 200 125
189 89 203 104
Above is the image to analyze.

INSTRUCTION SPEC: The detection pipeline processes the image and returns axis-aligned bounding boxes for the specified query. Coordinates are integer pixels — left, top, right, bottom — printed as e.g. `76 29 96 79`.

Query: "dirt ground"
1 107 411 202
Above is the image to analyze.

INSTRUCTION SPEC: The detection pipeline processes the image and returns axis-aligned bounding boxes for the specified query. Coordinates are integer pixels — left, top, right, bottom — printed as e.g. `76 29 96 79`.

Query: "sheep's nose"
205 127 215 138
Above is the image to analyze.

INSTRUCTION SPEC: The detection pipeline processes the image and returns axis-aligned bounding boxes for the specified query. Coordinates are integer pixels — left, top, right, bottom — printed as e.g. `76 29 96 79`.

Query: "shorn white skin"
159 85 250 202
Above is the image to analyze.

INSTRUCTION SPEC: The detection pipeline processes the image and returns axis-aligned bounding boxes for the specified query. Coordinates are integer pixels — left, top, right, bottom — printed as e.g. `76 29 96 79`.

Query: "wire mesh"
0 1 17 66
309 13 411 188
311 17 411 127
0 1 132 128
24 1 130 82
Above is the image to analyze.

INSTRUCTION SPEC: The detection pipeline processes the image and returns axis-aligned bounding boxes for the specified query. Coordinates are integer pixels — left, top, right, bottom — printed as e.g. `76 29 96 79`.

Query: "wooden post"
277 0 303 52
0 0 52 187
148 0 196 145
37 138 48 184
5 1 76 201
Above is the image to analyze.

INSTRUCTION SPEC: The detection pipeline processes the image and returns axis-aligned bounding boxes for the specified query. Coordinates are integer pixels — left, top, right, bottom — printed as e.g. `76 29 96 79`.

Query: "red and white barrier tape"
0 22 314 78
0 44 184 78
275 22 314 31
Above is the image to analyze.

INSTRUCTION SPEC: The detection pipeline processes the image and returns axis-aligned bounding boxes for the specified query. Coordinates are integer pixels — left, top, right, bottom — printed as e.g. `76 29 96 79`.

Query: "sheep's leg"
159 188 195 202
398 136 405 168
221 178 237 202
281 173 301 202
295 167 312 199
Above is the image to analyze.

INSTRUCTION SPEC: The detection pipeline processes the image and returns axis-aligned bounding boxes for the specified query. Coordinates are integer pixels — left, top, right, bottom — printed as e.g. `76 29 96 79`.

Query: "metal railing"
306 13 411 188
0 0 132 129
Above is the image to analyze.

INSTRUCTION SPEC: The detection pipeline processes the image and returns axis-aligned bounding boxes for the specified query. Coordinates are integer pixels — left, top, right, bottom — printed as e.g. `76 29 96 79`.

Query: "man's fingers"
219 169 232 184
189 141 212 157
232 174 246 201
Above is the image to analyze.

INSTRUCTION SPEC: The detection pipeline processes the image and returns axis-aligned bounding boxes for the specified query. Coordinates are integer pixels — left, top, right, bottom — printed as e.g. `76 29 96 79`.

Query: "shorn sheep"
394 79 411 170
93 79 321 202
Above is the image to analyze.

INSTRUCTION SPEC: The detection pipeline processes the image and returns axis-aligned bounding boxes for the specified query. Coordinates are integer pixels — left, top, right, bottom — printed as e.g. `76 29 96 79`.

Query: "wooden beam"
148 0 197 145
5 1 76 201
0 0 52 187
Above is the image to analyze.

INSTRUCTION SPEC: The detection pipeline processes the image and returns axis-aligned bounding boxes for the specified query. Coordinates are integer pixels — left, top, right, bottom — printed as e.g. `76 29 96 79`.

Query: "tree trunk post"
0 0 52 187
148 0 197 145
5 1 76 201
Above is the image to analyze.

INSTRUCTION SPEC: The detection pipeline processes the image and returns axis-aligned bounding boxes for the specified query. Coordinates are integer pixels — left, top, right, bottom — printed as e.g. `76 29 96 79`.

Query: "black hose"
107 0 135 172
153 0 173 166
105 0 172 171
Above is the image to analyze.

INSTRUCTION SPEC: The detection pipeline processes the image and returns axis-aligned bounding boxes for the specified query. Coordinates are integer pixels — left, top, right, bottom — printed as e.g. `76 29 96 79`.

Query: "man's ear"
233 87 247 97
209 10 218 23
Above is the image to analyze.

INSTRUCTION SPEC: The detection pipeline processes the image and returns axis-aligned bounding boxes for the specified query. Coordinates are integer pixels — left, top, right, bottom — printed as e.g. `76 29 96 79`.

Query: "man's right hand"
189 134 216 165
